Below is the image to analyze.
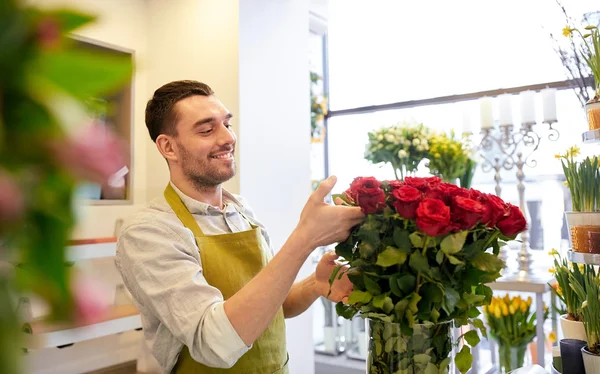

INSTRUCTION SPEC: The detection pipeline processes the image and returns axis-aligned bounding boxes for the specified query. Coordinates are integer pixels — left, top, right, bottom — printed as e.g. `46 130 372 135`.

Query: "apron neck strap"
164 184 206 237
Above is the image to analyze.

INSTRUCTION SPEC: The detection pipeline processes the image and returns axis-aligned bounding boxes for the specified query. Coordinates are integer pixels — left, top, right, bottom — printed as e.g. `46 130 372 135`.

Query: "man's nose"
217 123 236 146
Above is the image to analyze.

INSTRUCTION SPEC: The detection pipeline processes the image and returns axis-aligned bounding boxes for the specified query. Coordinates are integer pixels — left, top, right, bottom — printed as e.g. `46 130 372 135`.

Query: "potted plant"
331 176 527 374
569 267 600 374
550 249 589 341
365 123 431 180
563 24 600 130
556 146 600 253
483 294 547 373
427 130 474 185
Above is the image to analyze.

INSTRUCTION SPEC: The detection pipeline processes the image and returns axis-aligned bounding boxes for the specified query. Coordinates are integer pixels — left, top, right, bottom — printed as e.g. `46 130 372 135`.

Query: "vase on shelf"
564 212 600 253
366 319 454 374
586 98 600 131
496 340 528 374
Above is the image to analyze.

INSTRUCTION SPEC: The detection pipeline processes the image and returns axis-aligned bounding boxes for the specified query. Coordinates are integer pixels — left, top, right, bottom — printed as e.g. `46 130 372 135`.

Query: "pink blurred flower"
51 122 128 185
72 274 111 326
0 169 24 223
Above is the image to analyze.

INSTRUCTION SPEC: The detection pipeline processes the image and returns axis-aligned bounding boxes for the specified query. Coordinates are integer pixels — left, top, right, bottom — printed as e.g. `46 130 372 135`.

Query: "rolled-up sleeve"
116 221 251 369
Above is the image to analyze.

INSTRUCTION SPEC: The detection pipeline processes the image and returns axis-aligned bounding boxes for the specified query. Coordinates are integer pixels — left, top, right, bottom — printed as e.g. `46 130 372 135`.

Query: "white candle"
542 87 557 123
520 90 536 125
498 93 513 126
480 97 494 129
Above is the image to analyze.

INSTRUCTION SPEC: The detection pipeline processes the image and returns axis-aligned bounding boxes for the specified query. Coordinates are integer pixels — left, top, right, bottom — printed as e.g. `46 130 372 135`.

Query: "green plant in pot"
556 146 600 253
550 249 591 341
569 267 600 374
331 176 527 374
563 23 600 130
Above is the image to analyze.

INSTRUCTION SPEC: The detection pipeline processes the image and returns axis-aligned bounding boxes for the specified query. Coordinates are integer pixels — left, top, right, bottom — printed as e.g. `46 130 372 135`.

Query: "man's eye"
199 129 212 134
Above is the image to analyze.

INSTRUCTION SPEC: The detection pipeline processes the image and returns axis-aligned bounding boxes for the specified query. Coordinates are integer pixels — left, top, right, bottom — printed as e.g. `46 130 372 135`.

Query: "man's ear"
156 134 178 163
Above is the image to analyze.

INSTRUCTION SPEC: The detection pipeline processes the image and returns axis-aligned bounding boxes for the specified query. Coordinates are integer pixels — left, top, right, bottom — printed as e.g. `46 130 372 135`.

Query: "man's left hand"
314 251 352 303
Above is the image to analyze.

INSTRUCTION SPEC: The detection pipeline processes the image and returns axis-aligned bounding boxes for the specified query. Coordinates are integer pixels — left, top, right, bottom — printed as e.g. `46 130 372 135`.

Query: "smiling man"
115 80 364 374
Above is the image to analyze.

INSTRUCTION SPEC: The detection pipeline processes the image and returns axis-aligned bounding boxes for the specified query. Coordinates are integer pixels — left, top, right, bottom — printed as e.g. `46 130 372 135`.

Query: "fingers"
334 196 345 205
313 175 337 202
322 250 339 264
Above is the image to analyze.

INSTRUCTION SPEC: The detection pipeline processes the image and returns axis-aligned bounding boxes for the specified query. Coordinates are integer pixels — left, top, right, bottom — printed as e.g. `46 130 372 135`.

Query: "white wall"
145 0 240 200
238 1 314 374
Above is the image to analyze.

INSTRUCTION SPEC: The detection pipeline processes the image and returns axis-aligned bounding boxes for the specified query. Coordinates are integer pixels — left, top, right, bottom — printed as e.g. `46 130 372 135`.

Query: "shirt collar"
168 181 242 215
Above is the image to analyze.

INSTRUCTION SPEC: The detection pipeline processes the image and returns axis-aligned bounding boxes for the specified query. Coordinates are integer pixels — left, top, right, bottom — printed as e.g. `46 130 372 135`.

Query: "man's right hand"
296 175 364 251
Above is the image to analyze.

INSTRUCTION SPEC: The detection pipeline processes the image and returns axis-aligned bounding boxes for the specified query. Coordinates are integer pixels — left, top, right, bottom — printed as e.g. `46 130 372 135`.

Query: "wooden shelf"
23 304 141 349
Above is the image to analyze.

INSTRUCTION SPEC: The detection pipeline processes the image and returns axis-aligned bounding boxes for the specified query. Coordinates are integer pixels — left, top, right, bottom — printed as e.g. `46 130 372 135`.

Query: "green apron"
165 184 289 374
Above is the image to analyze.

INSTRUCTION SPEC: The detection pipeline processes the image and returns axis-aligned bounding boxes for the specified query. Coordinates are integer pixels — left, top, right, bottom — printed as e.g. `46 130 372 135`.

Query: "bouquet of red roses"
332 176 526 374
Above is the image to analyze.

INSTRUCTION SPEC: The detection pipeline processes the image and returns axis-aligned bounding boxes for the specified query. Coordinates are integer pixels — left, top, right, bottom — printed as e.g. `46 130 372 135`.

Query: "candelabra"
477 121 560 281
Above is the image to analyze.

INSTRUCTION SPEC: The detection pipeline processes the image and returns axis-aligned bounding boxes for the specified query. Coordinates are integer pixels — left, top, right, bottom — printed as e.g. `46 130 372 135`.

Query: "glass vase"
366 319 454 374
497 340 528 374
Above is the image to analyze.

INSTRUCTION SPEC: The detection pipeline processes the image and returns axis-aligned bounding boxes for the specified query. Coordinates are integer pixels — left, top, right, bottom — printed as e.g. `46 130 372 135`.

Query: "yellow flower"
501 303 509 316
567 145 581 158
562 26 573 37
494 306 502 319
549 331 557 343
527 296 532 306
549 249 559 256
549 268 556 274
520 300 528 313
509 304 517 315
554 154 562 159
504 294 510 303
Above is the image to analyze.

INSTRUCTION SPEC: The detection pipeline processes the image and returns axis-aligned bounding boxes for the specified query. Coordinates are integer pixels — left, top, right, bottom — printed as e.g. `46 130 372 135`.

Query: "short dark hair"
145 80 214 142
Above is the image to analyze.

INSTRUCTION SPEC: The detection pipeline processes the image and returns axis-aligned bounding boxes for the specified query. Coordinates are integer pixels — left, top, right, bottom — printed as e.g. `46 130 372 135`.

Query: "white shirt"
115 182 272 373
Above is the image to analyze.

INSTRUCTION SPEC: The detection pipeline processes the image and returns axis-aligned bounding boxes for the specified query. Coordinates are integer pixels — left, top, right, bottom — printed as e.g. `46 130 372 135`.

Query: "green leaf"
440 231 468 255
409 232 424 248
373 294 394 314
414 353 431 365
443 288 460 315
462 293 486 305
34 49 133 99
440 358 451 373
446 254 464 265
467 306 481 318
50 9 96 33
364 276 382 295
455 345 473 374
361 312 393 323
394 227 412 252
397 274 417 294
424 362 439 374
385 336 399 353
347 290 372 304
463 330 480 346
395 299 409 320
430 308 440 323
409 293 422 314
409 251 430 274
376 247 408 267
472 318 488 339
436 250 444 265
471 252 505 273
336 302 358 319
389 274 403 297
358 242 377 259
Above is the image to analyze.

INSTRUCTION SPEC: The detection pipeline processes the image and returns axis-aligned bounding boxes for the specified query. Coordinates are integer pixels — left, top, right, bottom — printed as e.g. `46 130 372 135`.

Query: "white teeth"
213 152 232 159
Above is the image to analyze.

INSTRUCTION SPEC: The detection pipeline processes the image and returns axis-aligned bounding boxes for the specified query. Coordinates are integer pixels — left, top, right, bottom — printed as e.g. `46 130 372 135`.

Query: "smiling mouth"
211 152 234 160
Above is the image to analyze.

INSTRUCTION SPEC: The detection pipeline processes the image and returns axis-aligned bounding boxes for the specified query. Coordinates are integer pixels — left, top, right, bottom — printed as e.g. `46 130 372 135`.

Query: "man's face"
172 95 236 187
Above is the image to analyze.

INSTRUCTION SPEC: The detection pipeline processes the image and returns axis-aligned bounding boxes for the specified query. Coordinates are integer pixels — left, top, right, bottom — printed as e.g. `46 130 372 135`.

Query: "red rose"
481 193 509 228
386 180 404 192
348 177 386 214
497 204 527 237
425 183 468 205
405 176 441 192
391 185 422 219
415 198 452 237
451 196 487 230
